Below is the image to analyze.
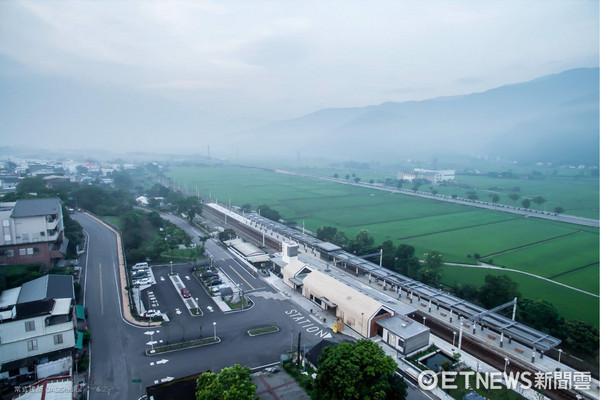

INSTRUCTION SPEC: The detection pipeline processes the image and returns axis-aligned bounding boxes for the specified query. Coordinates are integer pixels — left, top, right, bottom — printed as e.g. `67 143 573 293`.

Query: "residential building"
0 275 76 380
0 198 67 269
397 169 455 184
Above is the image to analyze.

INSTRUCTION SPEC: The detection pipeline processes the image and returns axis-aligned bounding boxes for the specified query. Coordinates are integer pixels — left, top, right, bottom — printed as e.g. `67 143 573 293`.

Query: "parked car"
133 278 151 286
145 310 161 318
132 271 147 278
209 279 222 286
132 262 149 270
181 287 191 298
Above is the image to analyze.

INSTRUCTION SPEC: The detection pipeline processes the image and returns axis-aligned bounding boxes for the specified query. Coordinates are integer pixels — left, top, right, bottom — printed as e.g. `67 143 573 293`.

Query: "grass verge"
145 337 220 355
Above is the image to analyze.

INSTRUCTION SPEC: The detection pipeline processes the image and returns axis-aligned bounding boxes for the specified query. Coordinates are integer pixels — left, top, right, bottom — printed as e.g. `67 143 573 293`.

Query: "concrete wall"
0 317 75 365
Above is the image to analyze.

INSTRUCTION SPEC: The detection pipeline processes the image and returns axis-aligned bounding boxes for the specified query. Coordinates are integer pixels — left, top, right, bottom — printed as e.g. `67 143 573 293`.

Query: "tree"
240 203 252 213
345 174 350 181
316 226 338 242
521 198 531 209
348 229 375 255
316 340 406 400
532 196 546 208
331 231 349 248
420 251 444 286
467 191 478 200
489 193 500 205
111 170 132 190
508 193 520 203
478 274 520 309
453 283 479 302
218 229 236 242
559 320 599 357
380 240 396 269
256 204 281 222
554 206 564 215
393 245 420 278
16 176 48 196
333 173 339 179
517 299 561 334
354 177 361 183
196 364 256 400
178 196 202 223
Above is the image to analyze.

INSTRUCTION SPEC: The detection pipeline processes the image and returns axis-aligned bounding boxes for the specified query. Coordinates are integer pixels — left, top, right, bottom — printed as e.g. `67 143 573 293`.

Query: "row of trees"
238 203 281 222
146 183 203 223
316 226 445 286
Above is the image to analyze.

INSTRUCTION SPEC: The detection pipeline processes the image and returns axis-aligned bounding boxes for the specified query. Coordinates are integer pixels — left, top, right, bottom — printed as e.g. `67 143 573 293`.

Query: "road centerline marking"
227 265 255 290
99 263 104 315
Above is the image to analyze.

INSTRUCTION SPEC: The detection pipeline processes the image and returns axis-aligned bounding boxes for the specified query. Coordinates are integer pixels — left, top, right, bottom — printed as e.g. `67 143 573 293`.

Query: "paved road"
74 212 149 399
74 211 335 399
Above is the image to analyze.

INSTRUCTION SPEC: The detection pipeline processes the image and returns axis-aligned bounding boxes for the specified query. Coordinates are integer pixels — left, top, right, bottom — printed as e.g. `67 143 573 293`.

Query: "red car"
181 287 191 298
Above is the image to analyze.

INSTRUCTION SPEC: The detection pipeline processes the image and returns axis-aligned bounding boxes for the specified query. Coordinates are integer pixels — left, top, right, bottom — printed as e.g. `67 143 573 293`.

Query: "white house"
0 198 67 268
0 275 76 380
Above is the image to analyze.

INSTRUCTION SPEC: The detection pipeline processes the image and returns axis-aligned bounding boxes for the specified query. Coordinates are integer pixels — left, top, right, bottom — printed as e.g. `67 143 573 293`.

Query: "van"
132 262 149 270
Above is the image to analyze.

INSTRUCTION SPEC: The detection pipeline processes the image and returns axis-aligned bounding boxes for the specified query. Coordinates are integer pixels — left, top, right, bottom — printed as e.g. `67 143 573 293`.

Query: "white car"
132 262 149 270
133 278 151 286
145 310 161 318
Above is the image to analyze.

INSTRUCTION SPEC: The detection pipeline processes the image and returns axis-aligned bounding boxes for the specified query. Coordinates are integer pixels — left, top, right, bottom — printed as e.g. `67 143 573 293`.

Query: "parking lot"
141 263 217 324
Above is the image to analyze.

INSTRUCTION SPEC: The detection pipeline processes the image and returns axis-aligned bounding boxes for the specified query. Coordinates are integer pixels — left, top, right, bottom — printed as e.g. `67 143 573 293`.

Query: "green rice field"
166 165 599 325
441 265 598 325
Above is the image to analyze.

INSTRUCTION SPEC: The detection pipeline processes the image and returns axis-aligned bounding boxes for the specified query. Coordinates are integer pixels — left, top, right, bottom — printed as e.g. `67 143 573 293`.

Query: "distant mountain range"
238 68 599 165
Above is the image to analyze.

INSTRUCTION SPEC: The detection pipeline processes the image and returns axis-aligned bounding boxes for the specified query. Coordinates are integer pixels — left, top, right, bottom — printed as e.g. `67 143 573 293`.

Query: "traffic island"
145 337 221 355
248 326 279 337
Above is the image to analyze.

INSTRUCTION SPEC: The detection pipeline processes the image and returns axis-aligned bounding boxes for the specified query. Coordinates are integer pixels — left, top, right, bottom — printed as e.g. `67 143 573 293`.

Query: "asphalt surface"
74 211 335 399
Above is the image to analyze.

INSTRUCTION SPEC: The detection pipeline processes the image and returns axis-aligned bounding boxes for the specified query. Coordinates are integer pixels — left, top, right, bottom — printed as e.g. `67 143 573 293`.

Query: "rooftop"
11 198 62 218
376 314 430 339
17 275 74 304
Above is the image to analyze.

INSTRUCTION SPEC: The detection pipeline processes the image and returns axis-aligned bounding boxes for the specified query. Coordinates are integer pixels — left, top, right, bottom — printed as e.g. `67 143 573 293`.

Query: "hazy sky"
0 1 597 153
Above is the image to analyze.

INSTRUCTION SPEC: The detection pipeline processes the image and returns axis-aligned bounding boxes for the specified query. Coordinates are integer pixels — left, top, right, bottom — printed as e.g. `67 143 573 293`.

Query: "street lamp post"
170 261 173 275
558 348 563 364
504 357 510 375
213 322 217 340
452 331 457 347
290 329 294 354
422 316 426 326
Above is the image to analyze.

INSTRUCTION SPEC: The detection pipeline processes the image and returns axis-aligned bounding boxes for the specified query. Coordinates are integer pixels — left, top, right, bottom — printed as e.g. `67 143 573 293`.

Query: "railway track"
202 205 588 400
413 311 582 400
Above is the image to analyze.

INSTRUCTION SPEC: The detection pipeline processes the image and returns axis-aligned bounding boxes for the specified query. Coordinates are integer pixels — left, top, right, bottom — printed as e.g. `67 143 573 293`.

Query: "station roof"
207 203 561 351
224 238 266 257
303 270 388 320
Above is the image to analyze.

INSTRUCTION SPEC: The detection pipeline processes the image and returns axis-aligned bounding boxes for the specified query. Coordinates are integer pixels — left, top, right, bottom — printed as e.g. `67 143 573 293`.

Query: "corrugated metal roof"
17 275 74 303
11 198 62 218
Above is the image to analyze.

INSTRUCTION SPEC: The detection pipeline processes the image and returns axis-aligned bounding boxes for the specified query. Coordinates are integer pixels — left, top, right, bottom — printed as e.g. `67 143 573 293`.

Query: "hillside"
238 68 599 165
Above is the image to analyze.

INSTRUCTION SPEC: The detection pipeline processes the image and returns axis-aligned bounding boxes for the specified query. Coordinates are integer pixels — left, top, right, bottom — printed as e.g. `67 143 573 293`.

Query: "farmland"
165 165 599 325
